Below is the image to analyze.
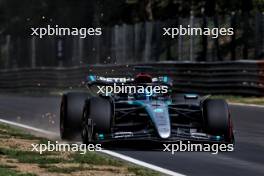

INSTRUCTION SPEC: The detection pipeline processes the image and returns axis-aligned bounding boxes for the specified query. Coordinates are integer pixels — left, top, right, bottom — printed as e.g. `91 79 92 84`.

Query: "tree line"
0 0 263 35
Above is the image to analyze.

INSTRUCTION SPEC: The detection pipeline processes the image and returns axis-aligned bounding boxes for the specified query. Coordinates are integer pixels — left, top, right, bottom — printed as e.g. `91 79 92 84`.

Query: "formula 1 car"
60 73 234 144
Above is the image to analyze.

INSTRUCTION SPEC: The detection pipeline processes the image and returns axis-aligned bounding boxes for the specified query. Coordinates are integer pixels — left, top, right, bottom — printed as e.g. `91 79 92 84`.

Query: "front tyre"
82 106 95 144
203 99 234 143
82 97 112 144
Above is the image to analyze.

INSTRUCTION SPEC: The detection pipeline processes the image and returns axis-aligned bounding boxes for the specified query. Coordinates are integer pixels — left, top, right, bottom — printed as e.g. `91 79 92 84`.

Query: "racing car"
60 72 234 144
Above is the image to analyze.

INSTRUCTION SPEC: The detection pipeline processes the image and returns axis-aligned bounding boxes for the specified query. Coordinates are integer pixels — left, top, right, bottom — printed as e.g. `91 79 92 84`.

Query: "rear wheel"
203 99 234 142
60 92 90 140
82 97 112 144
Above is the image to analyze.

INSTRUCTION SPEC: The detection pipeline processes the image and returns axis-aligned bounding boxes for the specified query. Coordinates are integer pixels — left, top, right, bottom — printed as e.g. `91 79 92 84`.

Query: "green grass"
0 124 35 140
47 166 83 174
39 165 86 174
0 123 47 141
39 165 123 174
72 152 123 166
0 164 17 169
0 122 160 176
0 147 65 164
128 166 160 176
0 165 36 176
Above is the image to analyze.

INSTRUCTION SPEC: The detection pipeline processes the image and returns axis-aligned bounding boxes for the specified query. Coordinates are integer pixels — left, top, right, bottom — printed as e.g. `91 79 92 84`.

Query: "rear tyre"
60 92 90 140
203 99 234 142
82 97 112 144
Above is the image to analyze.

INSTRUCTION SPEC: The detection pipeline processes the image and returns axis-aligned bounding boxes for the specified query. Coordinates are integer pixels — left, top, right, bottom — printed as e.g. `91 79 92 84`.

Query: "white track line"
100 150 185 176
0 118 185 176
0 119 57 136
229 103 264 108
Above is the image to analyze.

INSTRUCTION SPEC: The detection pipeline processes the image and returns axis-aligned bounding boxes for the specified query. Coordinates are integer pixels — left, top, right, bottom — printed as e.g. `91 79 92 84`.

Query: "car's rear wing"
86 75 172 85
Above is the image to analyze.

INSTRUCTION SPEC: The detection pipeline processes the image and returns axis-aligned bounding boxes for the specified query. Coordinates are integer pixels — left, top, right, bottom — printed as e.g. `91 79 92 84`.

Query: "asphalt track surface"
0 94 264 176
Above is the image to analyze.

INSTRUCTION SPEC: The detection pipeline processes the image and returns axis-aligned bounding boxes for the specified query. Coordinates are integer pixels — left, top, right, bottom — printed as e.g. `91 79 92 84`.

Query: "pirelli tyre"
60 92 90 140
203 99 234 142
82 97 112 144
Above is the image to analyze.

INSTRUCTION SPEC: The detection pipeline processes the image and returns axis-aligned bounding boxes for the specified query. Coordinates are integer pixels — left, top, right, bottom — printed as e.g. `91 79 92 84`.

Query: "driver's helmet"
134 73 152 83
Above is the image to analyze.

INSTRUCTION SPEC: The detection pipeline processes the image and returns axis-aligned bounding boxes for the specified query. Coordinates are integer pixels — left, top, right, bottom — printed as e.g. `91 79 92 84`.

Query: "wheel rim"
82 108 94 143
60 99 65 136
87 118 94 142
82 109 88 143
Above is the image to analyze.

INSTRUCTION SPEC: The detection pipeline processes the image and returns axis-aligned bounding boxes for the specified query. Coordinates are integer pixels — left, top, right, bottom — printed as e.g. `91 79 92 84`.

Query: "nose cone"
145 101 171 139
157 125 171 138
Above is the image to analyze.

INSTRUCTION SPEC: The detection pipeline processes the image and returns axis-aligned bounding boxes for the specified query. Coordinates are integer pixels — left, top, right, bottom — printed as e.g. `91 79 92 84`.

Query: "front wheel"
203 99 234 143
82 106 95 144
81 97 112 144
